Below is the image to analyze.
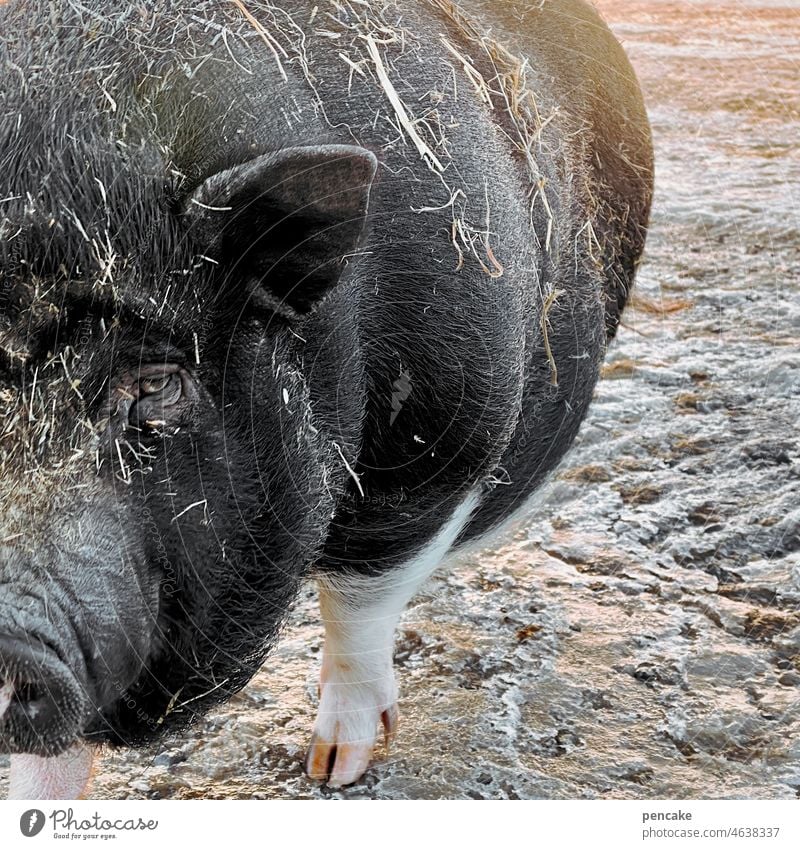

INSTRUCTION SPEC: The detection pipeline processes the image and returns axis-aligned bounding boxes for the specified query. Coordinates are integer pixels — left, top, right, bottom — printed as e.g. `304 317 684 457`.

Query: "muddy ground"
3 0 798 800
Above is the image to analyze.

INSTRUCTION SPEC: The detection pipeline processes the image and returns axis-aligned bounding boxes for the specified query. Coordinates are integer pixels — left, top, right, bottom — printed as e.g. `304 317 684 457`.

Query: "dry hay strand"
230 0 289 81
427 0 553 184
428 0 561 293
439 36 492 106
601 358 638 379
628 291 695 315
364 32 445 172
540 287 565 386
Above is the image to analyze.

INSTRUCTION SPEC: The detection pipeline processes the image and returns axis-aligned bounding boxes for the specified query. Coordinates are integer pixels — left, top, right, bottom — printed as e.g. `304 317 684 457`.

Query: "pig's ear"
184 144 378 314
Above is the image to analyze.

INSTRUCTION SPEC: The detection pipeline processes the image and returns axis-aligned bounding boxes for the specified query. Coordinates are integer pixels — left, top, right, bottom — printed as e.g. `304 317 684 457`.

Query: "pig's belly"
455 309 605 547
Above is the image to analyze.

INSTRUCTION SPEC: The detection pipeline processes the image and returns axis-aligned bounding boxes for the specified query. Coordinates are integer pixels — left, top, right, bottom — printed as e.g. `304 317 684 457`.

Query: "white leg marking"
8 745 96 800
306 491 480 787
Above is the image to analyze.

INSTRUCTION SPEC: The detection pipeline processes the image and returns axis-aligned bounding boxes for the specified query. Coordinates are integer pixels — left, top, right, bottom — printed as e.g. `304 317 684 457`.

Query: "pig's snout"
0 633 90 756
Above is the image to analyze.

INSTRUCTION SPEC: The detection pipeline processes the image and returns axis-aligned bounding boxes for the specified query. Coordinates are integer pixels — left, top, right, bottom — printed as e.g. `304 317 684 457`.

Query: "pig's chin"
0 636 90 757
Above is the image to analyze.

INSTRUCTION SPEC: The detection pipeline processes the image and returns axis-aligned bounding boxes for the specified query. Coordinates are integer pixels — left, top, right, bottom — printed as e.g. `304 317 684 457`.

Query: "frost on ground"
2 0 798 800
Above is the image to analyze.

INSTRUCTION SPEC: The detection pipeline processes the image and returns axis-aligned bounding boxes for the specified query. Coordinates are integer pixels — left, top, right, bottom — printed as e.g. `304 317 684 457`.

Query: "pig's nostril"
12 681 44 715
0 635 89 755
0 679 44 720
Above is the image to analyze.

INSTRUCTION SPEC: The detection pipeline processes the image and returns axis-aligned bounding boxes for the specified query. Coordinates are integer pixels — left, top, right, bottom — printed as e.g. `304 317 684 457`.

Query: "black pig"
0 0 653 796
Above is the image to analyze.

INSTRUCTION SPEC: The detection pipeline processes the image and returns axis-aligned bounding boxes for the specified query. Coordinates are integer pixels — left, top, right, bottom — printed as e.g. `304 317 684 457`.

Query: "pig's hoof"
305 697 398 788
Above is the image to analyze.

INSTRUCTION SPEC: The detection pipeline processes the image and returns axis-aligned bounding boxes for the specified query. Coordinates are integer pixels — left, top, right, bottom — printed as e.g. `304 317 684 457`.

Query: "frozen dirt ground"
3 0 798 800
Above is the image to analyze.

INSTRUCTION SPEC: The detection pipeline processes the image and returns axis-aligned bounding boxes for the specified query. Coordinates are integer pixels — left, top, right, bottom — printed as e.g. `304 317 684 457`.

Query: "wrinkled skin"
0 0 652 795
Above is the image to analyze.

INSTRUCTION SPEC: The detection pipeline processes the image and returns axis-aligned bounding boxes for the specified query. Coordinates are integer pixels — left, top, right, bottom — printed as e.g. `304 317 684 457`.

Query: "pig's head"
0 98 377 756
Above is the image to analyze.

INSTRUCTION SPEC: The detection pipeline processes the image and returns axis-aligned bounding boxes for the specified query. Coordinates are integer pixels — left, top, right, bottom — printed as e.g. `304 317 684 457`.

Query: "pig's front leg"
305 492 480 787
8 745 96 800
304 574 402 788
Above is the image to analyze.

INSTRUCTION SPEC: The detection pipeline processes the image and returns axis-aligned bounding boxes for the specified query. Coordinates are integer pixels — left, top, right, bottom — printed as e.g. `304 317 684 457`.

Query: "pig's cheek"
8 744 96 800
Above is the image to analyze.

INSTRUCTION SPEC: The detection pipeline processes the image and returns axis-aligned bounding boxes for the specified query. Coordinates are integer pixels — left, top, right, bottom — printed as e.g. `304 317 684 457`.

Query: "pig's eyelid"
138 374 171 395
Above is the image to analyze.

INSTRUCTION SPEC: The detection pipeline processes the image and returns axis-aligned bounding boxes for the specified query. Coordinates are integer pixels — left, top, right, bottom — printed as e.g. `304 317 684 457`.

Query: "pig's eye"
126 367 189 431
138 372 182 402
